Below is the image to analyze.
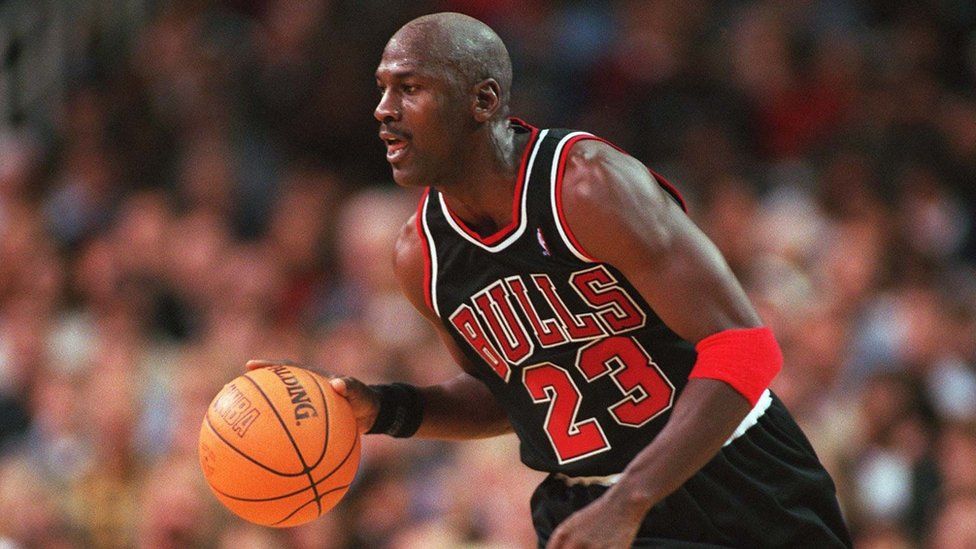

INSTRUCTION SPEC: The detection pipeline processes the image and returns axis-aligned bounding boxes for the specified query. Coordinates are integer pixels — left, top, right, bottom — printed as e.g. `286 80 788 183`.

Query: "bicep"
615 202 761 342
562 145 761 344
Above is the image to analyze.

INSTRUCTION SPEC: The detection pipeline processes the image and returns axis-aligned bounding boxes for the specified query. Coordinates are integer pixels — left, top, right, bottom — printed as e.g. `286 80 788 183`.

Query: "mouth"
380 130 410 164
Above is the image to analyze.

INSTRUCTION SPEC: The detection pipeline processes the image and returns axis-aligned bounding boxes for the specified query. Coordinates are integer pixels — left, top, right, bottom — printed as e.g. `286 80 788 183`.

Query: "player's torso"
417 122 695 476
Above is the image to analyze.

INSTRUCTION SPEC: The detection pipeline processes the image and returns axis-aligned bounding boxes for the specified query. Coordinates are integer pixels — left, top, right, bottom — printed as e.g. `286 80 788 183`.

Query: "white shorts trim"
722 388 772 447
553 472 623 487
553 389 773 487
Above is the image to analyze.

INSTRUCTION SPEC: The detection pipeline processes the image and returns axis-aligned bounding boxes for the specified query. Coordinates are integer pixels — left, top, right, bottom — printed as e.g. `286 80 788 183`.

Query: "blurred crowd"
1 0 975 547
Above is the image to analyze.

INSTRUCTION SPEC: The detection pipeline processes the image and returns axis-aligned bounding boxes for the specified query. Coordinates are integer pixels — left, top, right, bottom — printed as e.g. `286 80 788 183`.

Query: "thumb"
329 377 348 396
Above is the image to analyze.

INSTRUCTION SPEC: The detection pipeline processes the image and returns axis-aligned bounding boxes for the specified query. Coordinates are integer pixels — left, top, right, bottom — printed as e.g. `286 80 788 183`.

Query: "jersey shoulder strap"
523 128 688 263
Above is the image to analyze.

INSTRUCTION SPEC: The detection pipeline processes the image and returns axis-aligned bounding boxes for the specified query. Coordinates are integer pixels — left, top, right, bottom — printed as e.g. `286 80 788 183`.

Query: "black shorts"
530 394 852 548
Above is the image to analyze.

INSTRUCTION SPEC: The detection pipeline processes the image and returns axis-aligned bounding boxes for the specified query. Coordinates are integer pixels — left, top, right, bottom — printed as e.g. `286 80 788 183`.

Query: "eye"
402 84 419 94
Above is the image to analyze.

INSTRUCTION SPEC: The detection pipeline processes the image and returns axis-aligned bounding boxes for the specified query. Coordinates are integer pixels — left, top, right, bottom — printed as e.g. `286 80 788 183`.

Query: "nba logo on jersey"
536 228 552 256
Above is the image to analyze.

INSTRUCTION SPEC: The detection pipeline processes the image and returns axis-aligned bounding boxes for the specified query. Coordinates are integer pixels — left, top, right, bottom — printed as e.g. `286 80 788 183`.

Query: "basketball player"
250 12 851 548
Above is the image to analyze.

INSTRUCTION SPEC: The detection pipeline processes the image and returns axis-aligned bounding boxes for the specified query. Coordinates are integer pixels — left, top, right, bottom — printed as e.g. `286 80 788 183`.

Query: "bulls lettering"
472 281 535 365
571 266 646 332
449 267 647 379
450 304 511 381
532 274 605 340
506 276 568 347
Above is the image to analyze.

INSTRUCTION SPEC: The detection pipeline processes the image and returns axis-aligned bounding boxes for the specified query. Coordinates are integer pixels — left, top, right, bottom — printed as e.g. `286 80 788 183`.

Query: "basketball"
198 365 361 527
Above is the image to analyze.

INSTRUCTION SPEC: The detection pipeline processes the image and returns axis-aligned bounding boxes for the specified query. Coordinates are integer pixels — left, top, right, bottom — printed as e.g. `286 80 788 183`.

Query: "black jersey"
416 120 700 476
414 120 853 546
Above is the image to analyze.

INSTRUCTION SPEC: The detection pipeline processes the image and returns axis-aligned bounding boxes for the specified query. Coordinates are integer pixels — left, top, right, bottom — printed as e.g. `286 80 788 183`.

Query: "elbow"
687 326 782 406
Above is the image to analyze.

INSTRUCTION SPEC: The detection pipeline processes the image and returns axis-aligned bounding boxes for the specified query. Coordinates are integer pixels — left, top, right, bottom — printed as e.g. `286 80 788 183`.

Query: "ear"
471 78 501 122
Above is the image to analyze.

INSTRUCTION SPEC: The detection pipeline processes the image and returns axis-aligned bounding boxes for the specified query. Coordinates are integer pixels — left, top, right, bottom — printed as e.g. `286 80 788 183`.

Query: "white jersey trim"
438 129 549 253
420 193 441 318
550 131 597 263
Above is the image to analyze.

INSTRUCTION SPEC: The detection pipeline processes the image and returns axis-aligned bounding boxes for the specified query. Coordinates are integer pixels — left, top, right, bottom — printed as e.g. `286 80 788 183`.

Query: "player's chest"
436 260 650 380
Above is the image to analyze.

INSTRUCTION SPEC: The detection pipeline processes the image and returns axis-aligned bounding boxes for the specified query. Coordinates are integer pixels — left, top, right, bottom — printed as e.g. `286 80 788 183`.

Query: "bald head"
387 12 513 109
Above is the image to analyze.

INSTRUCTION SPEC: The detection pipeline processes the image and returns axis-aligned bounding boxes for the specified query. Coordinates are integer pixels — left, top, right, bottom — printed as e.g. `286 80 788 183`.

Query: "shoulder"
394 213 424 272
393 213 435 320
562 140 672 210
559 139 678 260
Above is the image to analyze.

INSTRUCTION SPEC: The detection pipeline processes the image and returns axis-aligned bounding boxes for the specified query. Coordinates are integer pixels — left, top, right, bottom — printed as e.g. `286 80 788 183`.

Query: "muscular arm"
560 141 760 519
393 214 513 440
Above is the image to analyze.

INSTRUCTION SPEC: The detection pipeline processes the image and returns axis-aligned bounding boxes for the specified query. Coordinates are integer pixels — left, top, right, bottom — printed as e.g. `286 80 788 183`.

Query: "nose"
374 90 399 123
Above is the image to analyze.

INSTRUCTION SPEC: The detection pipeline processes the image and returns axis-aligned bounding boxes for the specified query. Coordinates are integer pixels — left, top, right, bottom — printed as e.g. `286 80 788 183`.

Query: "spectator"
0 1 973 546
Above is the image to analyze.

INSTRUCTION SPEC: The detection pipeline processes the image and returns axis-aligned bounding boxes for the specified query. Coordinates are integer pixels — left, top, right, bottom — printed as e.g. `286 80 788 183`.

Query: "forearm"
607 378 751 521
415 374 512 439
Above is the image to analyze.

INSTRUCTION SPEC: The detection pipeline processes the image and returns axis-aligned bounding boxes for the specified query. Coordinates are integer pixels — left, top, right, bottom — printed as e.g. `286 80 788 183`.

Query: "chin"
390 166 424 188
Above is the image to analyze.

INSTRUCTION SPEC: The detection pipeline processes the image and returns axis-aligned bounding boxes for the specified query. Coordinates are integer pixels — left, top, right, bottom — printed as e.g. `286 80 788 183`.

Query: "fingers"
245 359 297 371
330 376 371 398
323 376 380 434
329 377 348 396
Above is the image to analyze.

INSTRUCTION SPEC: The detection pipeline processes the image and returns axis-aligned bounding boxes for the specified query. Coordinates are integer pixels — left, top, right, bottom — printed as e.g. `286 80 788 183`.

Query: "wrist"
364 387 381 432
607 475 658 522
366 383 425 438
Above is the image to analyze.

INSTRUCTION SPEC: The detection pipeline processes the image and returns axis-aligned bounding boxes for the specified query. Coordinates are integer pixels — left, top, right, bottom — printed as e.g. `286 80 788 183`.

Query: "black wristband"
366 383 424 438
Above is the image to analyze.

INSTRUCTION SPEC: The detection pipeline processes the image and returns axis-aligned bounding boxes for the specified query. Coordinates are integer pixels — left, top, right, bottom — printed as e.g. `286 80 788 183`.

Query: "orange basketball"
198 365 361 527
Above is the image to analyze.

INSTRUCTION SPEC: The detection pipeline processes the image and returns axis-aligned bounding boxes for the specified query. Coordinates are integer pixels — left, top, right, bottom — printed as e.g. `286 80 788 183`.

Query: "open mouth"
384 138 408 163
380 129 410 164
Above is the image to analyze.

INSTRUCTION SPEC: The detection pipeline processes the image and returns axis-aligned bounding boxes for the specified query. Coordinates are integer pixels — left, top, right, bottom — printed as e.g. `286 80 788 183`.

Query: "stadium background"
2 0 975 547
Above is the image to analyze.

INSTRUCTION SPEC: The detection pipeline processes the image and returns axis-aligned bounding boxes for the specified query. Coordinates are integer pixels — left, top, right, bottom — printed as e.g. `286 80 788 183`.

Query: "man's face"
374 37 467 188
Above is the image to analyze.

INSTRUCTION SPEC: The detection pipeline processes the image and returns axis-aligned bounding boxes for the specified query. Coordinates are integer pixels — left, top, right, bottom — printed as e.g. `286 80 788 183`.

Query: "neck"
437 120 528 235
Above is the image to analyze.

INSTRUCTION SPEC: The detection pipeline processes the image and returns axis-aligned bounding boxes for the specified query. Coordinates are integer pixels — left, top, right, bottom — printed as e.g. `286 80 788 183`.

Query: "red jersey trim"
554 134 600 262
553 134 689 263
648 168 687 213
578 137 687 213
415 188 436 315
441 120 540 246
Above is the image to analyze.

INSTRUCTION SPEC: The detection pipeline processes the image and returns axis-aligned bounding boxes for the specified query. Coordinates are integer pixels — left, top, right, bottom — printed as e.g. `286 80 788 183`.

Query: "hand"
326 376 381 434
546 490 644 549
245 359 381 434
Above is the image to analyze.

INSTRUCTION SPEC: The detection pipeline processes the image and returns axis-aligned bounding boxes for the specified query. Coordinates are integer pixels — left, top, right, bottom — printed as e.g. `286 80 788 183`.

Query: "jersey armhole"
552 134 688 263
415 189 440 317
552 133 599 263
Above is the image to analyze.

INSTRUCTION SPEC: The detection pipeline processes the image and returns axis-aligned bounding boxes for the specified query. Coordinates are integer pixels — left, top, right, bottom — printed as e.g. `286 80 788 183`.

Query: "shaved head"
375 13 523 189
388 12 513 109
